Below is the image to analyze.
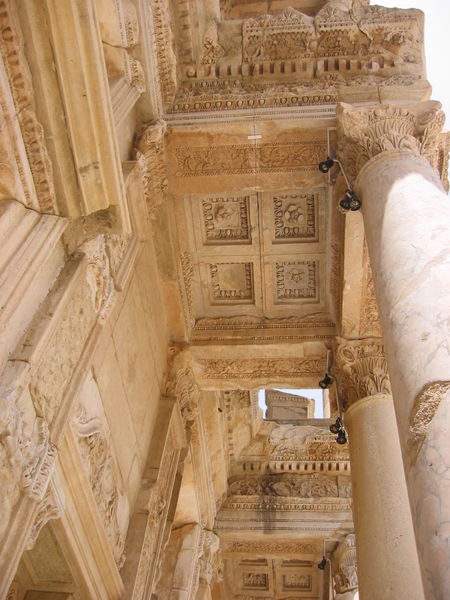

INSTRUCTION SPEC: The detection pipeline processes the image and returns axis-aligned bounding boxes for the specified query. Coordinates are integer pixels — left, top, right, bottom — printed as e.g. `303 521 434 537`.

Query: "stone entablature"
169 2 426 114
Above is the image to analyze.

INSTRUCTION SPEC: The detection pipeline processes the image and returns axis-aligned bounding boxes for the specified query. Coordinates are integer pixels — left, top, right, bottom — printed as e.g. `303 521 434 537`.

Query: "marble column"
337 101 450 599
336 339 424 600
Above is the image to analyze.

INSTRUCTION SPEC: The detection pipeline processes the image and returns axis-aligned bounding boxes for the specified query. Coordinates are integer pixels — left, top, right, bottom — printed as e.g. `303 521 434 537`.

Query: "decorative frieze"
197 356 326 380
149 0 178 108
0 0 57 213
175 141 327 177
243 8 315 63
335 338 391 407
337 101 445 181
221 541 320 556
228 474 341 498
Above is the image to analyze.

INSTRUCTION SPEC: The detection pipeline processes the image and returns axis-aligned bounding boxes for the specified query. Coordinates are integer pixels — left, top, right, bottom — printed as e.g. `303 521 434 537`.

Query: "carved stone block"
209 262 254 304
275 260 318 302
202 196 251 244
273 192 317 242
243 8 315 63
282 573 312 590
242 572 268 590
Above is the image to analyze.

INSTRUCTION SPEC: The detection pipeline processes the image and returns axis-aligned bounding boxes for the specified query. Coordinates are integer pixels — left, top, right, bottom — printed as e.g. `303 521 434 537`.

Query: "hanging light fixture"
318 156 361 212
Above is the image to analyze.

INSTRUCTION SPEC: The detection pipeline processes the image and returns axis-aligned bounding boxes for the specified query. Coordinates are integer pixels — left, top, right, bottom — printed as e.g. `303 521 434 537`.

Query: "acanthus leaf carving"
337 101 445 181
26 487 60 551
335 337 391 406
333 533 358 594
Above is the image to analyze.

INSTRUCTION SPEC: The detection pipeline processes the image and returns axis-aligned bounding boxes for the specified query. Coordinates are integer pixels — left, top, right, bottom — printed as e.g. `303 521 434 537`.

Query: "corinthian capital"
334 338 391 407
336 101 445 181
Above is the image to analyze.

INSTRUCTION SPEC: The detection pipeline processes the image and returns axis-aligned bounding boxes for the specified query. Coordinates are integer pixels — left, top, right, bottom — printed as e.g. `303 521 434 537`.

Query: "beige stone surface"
1 1 447 599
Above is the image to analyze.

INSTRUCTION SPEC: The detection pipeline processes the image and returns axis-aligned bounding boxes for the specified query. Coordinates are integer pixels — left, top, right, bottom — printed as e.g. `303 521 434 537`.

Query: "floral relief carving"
198 357 326 380
335 338 391 406
175 141 327 177
72 407 127 567
337 101 445 181
333 534 358 594
228 474 340 498
0 370 57 541
180 251 195 328
273 192 317 242
222 541 320 555
202 196 250 243
134 120 168 214
200 20 225 65
359 242 382 337
275 260 318 302
173 367 200 428
243 8 315 63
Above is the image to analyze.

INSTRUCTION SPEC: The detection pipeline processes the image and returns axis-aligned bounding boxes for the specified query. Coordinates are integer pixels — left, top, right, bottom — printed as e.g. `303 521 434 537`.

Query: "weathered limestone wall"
91 237 170 511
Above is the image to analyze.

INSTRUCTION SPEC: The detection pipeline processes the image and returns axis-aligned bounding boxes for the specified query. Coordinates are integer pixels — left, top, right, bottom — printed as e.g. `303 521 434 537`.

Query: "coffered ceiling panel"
180 185 328 321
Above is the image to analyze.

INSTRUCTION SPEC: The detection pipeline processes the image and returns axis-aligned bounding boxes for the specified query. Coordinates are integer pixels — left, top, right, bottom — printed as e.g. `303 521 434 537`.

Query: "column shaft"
345 394 424 600
356 150 450 598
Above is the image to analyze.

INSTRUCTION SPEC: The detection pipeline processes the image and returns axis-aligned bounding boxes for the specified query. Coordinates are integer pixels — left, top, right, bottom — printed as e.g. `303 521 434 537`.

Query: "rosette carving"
337 101 445 181
335 338 391 406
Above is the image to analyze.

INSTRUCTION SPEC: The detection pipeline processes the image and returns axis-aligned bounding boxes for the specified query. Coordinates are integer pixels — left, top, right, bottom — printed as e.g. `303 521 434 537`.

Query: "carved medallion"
273 192 317 242
202 196 250 243
275 260 318 302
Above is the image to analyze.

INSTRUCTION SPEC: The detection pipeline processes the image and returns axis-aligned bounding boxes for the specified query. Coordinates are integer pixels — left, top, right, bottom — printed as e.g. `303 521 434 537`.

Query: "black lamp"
340 189 361 212
329 417 342 434
319 373 333 389
318 157 335 173
318 156 361 212
318 556 327 570
337 428 348 445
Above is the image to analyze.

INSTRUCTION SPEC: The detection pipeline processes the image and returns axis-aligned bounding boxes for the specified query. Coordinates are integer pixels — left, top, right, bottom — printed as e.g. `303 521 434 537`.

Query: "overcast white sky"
378 0 450 127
